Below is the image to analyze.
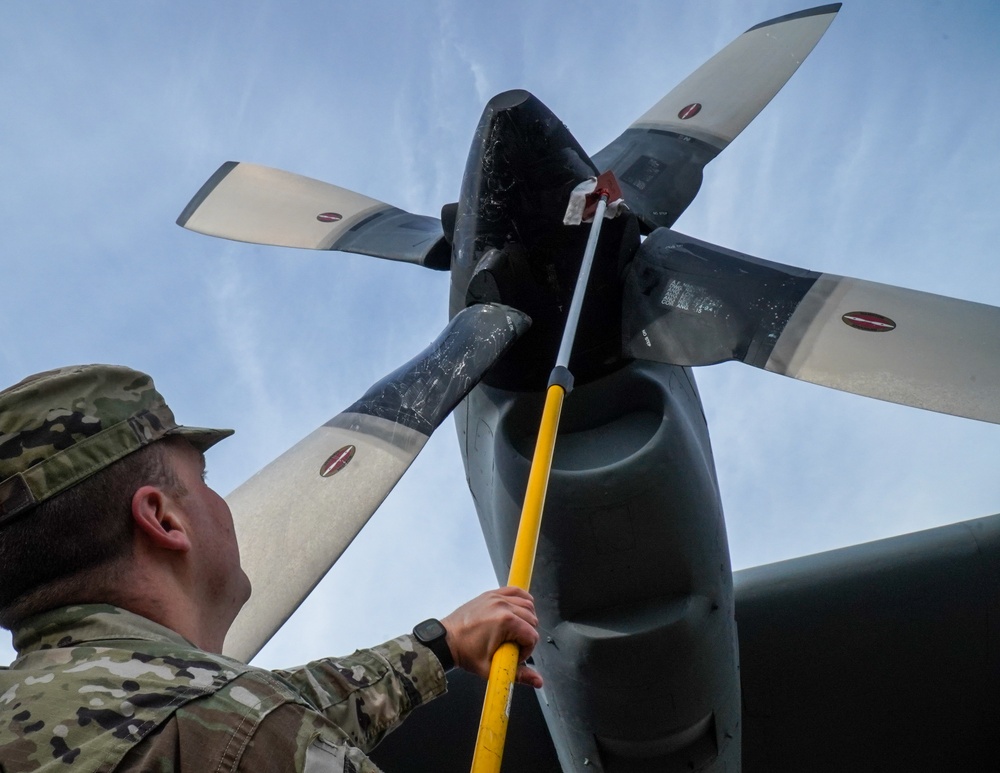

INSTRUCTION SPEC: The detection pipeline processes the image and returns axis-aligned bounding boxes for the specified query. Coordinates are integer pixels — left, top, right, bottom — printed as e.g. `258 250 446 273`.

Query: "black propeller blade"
624 228 1000 425
592 4 841 232
177 161 450 269
224 302 530 661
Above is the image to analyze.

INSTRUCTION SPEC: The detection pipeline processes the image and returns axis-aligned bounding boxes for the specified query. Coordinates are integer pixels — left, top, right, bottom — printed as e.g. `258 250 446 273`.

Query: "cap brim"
168 425 235 453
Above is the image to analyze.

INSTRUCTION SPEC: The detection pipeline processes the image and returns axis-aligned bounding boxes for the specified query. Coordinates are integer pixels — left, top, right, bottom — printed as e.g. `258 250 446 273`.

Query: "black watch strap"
412 618 454 671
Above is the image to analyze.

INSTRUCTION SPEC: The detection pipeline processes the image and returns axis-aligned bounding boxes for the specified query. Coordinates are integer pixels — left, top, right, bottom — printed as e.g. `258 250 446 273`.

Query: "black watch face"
414 618 446 643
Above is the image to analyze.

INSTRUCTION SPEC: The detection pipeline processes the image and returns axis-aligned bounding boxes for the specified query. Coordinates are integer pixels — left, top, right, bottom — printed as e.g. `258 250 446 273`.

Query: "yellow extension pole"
470 192 611 773
470 380 566 773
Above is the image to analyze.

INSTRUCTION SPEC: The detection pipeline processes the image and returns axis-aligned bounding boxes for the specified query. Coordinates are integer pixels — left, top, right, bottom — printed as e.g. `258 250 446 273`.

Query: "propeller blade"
624 227 1000 425
592 3 841 231
177 161 450 269
223 303 531 661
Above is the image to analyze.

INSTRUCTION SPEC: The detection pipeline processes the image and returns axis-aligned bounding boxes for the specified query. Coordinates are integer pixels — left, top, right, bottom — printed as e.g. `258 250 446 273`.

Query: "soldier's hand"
440 586 543 688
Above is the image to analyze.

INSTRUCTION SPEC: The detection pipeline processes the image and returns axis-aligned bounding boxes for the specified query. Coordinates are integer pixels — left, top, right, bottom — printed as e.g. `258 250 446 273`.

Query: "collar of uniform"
11 603 195 656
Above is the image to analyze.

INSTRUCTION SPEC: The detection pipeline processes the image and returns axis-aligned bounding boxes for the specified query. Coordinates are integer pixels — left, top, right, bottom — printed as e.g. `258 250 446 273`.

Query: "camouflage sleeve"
241 703 389 773
272 634 447 754
116 650 440 773
117 681 389 773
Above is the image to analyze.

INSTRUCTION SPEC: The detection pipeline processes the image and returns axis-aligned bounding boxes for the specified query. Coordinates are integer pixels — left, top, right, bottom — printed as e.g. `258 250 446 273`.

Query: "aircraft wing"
591 4 841 231
736 511 1000 772
624 227 1000 425
177 161 450 269
223 303 529 661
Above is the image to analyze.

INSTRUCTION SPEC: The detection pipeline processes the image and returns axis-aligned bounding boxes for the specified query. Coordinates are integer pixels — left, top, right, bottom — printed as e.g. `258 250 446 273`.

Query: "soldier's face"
166 440 252 621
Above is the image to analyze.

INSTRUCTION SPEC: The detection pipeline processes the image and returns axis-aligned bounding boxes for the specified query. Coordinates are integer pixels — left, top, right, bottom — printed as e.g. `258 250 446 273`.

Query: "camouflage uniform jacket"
0 605 448 772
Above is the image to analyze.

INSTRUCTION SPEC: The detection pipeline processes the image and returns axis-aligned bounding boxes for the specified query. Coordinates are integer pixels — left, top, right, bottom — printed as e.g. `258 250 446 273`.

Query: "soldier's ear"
131 484 192 553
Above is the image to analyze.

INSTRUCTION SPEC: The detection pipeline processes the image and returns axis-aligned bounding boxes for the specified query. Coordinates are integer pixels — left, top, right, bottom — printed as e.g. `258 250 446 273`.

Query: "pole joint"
547 365 574 393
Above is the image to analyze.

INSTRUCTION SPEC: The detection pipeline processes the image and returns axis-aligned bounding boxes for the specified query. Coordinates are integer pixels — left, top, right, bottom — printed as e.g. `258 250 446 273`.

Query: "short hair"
0 439 186 629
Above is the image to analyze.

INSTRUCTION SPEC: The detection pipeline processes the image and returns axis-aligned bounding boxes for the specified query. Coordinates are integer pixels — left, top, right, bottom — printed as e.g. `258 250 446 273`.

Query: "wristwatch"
412 618 454 671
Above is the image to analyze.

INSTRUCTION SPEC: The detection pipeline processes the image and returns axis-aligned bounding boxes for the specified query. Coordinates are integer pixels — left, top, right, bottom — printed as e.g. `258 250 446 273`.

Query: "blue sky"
3 2 999 669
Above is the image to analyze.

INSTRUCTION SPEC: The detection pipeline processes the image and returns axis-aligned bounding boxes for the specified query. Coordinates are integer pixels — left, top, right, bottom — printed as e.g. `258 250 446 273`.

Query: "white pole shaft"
555 195 609 370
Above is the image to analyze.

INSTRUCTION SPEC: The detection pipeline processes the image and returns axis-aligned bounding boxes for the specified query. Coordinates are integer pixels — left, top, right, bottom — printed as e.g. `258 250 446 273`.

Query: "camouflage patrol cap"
0 364 234 527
